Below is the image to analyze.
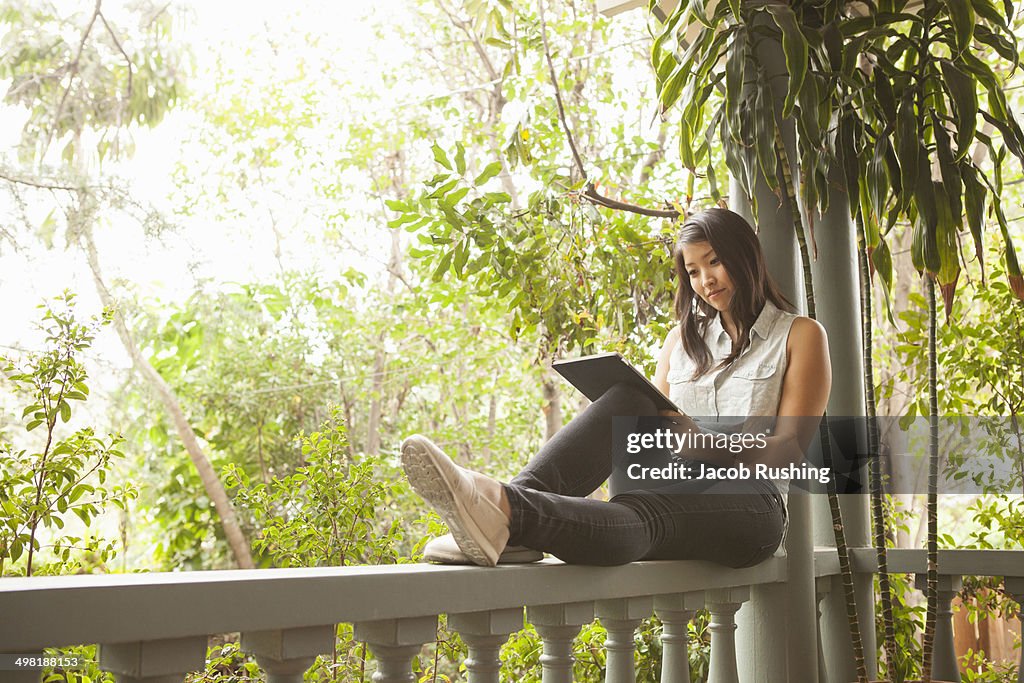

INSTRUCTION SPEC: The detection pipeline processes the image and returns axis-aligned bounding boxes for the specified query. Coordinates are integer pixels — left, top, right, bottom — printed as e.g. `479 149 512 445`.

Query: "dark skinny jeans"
503 383 785 567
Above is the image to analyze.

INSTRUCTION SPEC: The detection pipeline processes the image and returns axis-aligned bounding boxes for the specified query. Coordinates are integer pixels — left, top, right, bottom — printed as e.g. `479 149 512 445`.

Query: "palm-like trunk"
856 214 901 681
775 131 869 683
921 275 939 681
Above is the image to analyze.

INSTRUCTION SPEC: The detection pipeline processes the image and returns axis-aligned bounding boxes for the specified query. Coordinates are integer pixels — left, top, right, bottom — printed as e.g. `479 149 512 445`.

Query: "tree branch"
98 9 134 109
537 0 587 182
0 170 79 192
44 0 103 156
583 183 681 219
537 0 681 221
435 0 500 82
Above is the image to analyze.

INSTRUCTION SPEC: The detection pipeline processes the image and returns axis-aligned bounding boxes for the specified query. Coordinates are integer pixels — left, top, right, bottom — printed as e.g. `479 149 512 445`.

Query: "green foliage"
487 616 669 682
652 0 1024 307
0 0 188 164
184 640 261 683
880 570 926 682
885 241 1024 494
225 407 405 568
41 644 114 683
0 292 135 577
380 1 686 367
960 649 1019 683
392 145 678 359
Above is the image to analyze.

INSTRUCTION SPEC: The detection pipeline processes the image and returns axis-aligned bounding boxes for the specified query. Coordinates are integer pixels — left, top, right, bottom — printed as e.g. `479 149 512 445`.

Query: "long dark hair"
673 208 793 377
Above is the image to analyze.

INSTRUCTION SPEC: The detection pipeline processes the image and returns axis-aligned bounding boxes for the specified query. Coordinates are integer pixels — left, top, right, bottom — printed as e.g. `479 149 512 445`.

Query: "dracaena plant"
651 0 1023 680
652 0 1023 306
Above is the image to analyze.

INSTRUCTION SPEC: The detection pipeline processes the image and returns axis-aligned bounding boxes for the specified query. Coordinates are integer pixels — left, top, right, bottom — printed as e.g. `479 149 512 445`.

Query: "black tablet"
552 352 682 414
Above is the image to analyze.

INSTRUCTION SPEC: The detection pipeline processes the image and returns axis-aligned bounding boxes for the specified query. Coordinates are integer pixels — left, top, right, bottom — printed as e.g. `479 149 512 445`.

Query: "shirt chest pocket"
720 360 780 416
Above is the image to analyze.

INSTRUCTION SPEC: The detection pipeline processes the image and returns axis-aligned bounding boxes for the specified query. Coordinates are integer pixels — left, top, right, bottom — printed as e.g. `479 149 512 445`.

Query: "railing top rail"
1 556 785 651
846 548 1024 576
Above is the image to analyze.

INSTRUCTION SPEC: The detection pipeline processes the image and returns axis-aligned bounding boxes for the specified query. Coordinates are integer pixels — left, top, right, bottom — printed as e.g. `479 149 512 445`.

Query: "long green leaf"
875 69 897 124
766 5 808 118
971 0 1009 28
823 21 843 70
960 162 987 278
974 25 1018 64
943 0 976 52
688 0 714 29
726 32 747 135
932 180 961 306
755 81 778 190
912 149 940 273
841 113 862 221
896 93 918 212
940 60 978 160
680 116 696 169
883 137 902 197
867 137 889 221
931 112 963 221
797 73 822 148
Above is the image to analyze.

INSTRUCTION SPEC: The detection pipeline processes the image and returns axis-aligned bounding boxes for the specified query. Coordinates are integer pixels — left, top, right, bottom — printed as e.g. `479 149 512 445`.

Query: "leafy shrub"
0 292 135 577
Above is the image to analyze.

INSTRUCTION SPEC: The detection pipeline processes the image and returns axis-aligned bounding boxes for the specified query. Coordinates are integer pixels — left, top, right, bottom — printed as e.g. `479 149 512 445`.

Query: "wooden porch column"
810 144 876 683
727 11 816 681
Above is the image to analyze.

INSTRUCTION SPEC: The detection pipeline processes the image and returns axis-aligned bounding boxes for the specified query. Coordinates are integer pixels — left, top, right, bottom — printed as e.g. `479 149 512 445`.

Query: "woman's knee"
597 382 657 415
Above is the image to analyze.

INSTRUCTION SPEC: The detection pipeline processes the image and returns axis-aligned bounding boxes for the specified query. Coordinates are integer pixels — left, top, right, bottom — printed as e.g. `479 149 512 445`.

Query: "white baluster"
242 625 335 683
654 592 703 683
815 576 831 683
916 573 963 682
354 616 437 683
527 602 594 683
449 608 524 683
596 596 652 683
99 636 208 683
706 587 749 683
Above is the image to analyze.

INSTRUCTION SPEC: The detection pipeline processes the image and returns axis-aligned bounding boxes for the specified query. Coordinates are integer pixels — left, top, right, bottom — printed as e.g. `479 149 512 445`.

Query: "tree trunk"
81 227 255 569
366 223 405 454
366 343 386 456
541 369 562 441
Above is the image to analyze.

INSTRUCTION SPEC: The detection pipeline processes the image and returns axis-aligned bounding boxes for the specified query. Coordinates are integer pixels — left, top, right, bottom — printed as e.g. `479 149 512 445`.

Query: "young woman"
401 208 831 567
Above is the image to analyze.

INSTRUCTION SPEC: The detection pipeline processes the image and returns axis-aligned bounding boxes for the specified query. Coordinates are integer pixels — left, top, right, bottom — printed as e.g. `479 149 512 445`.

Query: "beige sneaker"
424 533 543 564
401 434 510 567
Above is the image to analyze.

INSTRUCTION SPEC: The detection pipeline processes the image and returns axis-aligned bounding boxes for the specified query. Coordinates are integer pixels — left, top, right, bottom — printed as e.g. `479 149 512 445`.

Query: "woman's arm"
771 316 832 455
652 325 681 397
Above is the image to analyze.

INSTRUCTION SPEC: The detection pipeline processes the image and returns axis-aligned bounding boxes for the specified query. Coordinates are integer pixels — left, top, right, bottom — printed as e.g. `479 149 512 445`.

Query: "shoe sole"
401 437 500 567
426 546 544 565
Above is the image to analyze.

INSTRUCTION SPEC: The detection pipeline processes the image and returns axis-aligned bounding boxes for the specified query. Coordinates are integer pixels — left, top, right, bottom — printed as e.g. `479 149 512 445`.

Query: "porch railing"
2 549 1022 682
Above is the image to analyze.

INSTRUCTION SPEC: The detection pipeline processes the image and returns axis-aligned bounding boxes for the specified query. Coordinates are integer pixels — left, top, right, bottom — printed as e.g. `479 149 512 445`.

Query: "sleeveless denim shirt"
666 301 800 555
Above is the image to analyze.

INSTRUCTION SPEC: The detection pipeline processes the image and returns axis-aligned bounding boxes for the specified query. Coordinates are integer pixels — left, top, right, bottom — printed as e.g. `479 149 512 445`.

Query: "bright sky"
0 0 419 355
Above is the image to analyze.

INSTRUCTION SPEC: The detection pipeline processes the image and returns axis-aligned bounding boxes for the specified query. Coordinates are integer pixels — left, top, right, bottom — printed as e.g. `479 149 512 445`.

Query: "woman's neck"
721 310 740 345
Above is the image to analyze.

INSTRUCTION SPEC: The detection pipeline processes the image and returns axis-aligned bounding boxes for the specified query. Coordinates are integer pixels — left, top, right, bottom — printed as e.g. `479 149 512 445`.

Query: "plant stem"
921 274 939 682
857 212 900 681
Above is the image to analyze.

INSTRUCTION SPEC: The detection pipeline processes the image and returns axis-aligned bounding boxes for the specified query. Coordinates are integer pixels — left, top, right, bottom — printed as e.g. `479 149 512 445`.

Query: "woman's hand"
657 409 699 434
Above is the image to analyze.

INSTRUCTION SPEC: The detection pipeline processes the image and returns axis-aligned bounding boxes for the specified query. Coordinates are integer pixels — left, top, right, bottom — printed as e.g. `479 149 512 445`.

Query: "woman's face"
680 241 735 314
